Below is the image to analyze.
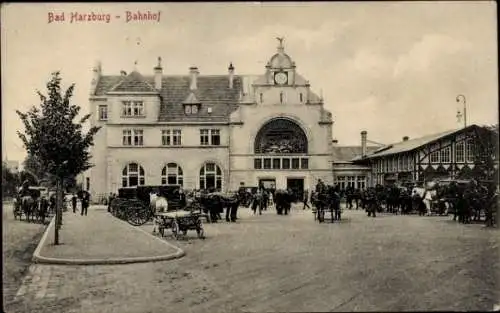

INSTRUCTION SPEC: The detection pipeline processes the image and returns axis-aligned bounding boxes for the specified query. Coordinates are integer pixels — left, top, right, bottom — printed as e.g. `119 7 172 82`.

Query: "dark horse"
19 196 36 222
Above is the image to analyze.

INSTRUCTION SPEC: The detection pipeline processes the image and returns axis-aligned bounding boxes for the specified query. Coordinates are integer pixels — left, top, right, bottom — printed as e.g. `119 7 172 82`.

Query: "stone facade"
86 41 333 200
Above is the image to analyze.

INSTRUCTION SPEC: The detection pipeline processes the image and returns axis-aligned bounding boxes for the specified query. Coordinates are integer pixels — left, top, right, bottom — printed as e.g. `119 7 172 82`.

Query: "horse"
20 196 36 222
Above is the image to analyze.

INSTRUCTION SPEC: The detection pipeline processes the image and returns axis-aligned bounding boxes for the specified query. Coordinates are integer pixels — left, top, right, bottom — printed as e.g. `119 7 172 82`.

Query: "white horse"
150 192 169 234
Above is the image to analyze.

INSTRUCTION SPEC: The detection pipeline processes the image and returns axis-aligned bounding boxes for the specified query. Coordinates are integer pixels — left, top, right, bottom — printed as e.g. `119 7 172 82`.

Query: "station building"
87 41 334 200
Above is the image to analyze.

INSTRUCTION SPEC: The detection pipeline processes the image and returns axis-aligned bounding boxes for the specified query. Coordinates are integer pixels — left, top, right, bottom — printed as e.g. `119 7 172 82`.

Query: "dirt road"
6 205 500 312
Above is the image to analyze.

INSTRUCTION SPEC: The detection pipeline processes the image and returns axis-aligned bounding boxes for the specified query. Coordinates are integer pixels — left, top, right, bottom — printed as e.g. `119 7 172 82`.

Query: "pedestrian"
81 191 89 216
302 189 311 210
72 193 77 213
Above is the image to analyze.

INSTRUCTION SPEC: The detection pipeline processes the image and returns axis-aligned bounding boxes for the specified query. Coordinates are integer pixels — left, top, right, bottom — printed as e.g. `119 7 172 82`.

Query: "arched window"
254 118 308 154
161 163 183 186
199 162 222 191
122 163 145 187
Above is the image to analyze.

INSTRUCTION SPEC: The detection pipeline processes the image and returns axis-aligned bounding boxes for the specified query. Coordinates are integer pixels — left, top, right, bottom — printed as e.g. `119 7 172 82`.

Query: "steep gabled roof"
109 71 157 93
94 74 243 122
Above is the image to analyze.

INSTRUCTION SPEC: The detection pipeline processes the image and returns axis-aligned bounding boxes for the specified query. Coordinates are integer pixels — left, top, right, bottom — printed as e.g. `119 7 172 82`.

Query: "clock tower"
265 37 296 86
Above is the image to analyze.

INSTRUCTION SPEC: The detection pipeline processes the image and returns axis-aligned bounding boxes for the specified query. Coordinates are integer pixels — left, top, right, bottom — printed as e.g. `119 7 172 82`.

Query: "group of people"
69 191 91 216
305 179 497 225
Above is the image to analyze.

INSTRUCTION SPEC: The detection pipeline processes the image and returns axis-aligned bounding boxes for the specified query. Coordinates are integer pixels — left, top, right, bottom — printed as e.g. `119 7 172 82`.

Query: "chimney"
90 61 101 95
154 56 163 90
228 62 235 89
120 70 127 77
189 66 199 90
403 136 409 141
361 131 367 157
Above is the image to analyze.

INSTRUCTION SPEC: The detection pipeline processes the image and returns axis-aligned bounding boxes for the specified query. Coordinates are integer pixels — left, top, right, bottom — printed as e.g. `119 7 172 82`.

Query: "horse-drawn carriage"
109 185 205 239
13 186 50 223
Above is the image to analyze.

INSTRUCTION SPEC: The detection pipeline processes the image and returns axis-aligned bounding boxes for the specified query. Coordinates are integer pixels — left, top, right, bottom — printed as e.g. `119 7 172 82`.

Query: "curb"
32 212 185 266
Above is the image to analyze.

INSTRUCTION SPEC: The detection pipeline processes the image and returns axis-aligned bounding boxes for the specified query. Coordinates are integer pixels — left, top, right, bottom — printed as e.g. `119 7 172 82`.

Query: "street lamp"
456 94 467 128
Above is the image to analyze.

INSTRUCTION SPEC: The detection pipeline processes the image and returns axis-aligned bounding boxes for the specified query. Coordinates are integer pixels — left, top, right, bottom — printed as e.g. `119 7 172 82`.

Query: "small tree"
17 72 100 244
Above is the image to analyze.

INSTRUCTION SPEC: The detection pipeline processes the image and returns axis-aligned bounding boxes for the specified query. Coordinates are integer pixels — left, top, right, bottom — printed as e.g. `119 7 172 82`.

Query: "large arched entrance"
253 118 308 201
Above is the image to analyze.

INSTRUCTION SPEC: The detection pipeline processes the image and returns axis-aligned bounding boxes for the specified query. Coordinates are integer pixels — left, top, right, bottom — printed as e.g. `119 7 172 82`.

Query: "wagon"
109 185 184 226
155 209 205 240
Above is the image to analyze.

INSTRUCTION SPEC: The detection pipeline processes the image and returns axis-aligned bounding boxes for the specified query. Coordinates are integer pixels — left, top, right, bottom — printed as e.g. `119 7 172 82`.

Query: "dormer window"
184 104 199 115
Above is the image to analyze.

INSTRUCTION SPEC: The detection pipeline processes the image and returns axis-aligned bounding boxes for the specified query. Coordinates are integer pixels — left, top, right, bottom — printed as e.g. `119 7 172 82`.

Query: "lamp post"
456 94 467 128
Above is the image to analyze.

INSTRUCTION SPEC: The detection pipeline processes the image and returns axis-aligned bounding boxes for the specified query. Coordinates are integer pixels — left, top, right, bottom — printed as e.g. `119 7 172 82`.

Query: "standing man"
302 189 311 210
72 193 77 213
81 191 90 216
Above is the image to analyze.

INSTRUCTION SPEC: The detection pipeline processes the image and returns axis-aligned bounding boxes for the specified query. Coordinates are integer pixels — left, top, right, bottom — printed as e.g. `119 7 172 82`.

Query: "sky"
1 2 498 163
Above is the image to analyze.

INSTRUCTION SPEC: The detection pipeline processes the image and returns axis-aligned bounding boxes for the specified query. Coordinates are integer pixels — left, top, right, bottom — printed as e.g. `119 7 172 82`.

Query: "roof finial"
276 36 285 53
134 60 138 71
157 57 162 68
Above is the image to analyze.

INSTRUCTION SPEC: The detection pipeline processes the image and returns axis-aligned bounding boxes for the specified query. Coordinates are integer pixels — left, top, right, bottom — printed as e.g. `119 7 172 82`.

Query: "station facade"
87 41 334 200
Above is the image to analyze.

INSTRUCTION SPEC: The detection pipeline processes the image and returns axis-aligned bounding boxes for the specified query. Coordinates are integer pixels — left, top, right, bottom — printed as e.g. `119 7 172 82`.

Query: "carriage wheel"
171 220 179 239
127 204 148 226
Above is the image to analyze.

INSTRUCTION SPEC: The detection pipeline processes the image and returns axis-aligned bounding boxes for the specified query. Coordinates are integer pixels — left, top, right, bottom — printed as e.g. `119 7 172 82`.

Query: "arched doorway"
254 118 308 200
199 162 222 191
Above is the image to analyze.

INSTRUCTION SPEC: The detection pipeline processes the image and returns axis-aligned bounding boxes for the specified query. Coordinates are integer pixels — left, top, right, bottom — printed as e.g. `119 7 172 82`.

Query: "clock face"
274 72 288 85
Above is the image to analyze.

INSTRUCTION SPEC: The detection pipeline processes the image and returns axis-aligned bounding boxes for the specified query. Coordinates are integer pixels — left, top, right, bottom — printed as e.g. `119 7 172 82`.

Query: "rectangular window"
299 93 303 103
337 176 346 190
172 129 182 146
440 147 451 163
122 129 132 146
162 130 171 146
430 150 440 163
200 129 210 145
291 158 300 169
133 129 143 146
301 158 309 169
98 105 108 121
466 139 474 162
272 158 281 169
282 158 290 169
260 93 263 103
356 176 366 189
211 129 221 146
162 129 182 146
122 101 144 117
263 158 271 169
456 142 465 162
254 158 262 169
200 129 220 145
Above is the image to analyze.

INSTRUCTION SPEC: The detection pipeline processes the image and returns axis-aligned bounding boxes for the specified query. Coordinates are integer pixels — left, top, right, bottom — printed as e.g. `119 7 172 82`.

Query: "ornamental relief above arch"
253 117 309 154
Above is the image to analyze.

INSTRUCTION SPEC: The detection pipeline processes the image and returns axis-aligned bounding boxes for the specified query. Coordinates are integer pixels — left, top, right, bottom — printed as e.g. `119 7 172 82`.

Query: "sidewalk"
33 205 184 265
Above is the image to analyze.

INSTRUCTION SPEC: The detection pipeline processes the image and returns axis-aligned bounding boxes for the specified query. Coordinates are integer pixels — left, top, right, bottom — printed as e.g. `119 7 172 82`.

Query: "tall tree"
16 72 100 244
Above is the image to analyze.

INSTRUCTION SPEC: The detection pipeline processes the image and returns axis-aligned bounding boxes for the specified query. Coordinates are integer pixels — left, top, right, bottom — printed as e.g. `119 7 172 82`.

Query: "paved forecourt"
7 204 500 313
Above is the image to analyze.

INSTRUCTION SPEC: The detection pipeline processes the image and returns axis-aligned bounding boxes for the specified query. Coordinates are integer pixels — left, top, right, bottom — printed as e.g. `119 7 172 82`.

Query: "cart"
155 209 205 240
